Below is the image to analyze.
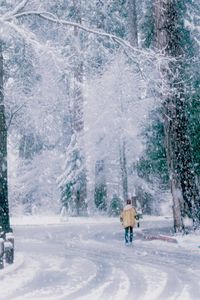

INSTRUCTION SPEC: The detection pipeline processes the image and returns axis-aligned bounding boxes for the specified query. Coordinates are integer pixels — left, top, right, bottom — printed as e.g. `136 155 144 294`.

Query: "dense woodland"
0 0 199 232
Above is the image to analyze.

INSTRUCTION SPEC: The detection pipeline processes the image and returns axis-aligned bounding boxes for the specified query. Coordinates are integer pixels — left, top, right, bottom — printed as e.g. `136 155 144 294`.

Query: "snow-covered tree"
58 134 87 215
154 0 200 231
0 0 199 231
94 160 107 211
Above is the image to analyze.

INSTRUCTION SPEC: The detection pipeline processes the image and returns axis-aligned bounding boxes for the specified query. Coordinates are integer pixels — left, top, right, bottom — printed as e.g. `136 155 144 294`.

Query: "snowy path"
1 218 200 300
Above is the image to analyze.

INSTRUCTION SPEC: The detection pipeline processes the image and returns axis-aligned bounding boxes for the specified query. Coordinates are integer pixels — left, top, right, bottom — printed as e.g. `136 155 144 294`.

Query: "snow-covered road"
1 217 200 300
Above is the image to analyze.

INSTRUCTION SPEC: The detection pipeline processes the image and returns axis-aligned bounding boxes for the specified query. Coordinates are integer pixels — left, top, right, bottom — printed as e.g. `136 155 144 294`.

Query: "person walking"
120 199 137 245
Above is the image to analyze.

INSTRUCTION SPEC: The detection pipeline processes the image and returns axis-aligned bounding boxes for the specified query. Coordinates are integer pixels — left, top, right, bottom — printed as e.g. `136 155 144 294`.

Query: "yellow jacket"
120 205 137 228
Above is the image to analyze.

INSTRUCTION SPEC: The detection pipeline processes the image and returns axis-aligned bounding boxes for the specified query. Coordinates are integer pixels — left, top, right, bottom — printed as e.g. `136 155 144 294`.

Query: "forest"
0 0 199 233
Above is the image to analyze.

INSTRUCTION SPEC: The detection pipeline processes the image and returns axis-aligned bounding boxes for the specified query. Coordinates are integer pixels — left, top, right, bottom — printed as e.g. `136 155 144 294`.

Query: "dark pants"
125 226 133 244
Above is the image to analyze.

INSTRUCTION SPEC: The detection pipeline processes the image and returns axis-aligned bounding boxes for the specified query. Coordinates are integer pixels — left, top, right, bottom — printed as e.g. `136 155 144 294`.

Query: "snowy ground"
1 215 200 300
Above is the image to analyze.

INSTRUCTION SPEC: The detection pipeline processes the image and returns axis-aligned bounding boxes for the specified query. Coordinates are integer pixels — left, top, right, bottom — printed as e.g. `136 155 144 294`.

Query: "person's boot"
130 232 133 245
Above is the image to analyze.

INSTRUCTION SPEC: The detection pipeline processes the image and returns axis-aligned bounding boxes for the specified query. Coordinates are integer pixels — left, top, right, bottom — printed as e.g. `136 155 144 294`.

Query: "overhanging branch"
2 10 156 61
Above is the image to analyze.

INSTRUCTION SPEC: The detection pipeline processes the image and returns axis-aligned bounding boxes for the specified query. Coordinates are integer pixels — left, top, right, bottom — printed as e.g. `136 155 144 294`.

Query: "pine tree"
137 109 169 186
58 134 87 215
108 194 123 216
57 0 88 216
94 160 107 211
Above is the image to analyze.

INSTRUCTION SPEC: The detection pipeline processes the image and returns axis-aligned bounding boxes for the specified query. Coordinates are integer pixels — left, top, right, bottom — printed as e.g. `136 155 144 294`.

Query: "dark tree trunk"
96 0 106 30
118 0 139 202
0 42 11 232
127 0 138 47
154 0 200 231
92 1 109 212
73 0 84 134
120 139 128 201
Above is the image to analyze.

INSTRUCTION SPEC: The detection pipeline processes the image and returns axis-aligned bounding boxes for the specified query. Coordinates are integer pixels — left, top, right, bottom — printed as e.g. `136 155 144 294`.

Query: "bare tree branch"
6 101 28 130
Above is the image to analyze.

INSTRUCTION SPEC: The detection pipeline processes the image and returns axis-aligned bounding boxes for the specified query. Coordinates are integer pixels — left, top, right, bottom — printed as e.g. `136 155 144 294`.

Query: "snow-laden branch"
3 0 29 19
2 10 156 60
0 8 175 92
3 20 68 71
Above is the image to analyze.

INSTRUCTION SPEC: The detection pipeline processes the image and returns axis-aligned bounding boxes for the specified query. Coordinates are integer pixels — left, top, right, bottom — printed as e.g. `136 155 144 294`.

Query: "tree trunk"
127 0 138 47
93 1 108 211
154 0 200 231
119 139 128 201
72 0 87 215
96 0 106 30
0 41 11 232
73 0 84 134
118 0 139 202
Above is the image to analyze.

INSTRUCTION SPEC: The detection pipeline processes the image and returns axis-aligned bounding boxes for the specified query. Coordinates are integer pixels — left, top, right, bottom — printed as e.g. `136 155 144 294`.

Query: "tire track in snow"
0 253 24 280
132 244 200 300
58 243 147 300
9 224 200 300
157 268 200 300
12 254 75 300
66 240 200 300
62 244 151 299
1 255 40 300
134 264 168 300
59 250 114 300
101 268 130 300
